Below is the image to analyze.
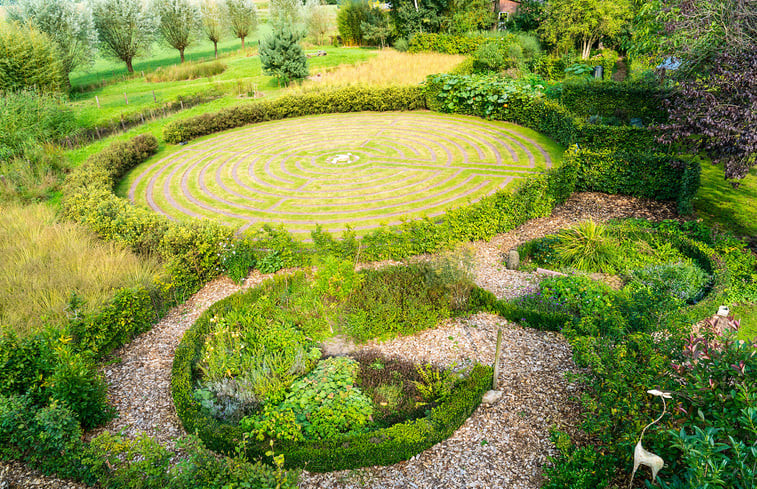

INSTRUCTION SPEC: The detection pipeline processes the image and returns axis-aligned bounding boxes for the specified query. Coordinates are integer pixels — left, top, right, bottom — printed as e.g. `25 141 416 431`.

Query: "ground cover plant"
173 255 493 471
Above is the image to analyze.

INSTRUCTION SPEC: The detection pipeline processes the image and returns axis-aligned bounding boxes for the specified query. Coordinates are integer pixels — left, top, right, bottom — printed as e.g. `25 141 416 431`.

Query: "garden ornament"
629 389 670 488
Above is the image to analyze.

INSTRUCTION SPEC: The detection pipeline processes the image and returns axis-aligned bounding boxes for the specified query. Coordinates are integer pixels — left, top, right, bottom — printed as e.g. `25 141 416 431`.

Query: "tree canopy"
90 0 158 73
154 0 201 63
540 0 633 59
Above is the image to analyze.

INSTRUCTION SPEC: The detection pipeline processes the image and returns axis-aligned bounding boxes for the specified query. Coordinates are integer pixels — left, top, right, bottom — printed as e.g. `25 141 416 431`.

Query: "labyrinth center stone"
126 112 560 236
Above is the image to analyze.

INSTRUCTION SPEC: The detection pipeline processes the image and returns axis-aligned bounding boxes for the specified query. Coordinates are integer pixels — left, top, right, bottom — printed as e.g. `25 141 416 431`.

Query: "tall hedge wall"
424 74 698 213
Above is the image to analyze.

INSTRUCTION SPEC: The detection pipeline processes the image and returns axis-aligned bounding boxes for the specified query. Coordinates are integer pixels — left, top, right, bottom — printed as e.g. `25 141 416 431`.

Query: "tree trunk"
214 41 218 59
582 40 590 59
413 0 418 11
241 36 245 50
180 48 185 63
125 57 134 73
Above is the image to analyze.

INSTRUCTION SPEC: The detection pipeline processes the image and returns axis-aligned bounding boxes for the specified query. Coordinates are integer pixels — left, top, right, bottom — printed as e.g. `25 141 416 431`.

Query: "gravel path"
0 192 679 488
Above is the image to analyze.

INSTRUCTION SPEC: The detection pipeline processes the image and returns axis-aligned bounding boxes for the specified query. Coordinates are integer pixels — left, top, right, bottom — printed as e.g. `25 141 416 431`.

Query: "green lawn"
68 37 377 131
118 112 564 236
694 161 757 239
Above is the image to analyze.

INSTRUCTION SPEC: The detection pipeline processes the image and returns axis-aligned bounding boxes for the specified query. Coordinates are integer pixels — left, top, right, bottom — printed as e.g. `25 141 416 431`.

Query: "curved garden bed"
172 261 495 472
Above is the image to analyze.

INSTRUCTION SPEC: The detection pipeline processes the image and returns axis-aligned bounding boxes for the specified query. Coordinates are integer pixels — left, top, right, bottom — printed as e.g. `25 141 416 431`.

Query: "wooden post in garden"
95 96 100 109
152 90 157 102
493 328 503 390
124 93 128 105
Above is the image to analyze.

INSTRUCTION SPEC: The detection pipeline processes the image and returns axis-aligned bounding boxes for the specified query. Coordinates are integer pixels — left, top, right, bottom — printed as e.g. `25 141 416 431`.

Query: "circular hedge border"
172 275 494 472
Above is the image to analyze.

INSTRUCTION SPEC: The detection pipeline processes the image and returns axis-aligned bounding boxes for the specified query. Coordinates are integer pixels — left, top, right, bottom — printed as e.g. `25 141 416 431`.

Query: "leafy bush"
218 237 257 284
197 296 320 420
0 21 64 93
46 346 113 429
553 219 618 273
408 32 487 54
0 90 78 160
243 357 374 441
163 85 425 143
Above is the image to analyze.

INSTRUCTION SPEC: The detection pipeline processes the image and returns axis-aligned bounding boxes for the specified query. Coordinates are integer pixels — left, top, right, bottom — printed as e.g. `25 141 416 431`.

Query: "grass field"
695 161 757 239
119 112 563 237
0 204 161 336
69 42 377 130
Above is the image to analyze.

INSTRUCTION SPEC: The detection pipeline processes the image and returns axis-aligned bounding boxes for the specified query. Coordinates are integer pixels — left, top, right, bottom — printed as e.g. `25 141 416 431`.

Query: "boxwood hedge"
172 280 493 472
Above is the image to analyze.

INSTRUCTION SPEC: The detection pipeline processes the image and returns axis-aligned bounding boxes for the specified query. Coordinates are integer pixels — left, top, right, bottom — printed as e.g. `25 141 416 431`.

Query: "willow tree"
201 0 227 58
90 0 158 73
154 0 201 63
224 0 257 49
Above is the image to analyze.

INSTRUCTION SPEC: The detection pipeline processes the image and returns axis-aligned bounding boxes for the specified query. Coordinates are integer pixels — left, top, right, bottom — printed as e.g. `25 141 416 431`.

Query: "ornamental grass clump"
554 219 618 273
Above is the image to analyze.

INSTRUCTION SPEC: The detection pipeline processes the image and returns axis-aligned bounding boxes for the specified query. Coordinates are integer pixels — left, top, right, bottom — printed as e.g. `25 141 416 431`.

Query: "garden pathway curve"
0 192 679 488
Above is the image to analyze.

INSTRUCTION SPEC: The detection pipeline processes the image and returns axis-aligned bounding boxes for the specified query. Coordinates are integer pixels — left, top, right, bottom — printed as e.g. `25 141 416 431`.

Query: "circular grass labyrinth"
124 112 563 236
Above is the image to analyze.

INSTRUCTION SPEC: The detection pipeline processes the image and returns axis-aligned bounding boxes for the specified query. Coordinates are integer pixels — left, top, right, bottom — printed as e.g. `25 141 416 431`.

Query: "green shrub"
336 0 370 45
408 32 487 54
27 400 87 479
85 432 173 489
0 90 78 160
547 80 669 123
242 357 374 441
0 22 64 93
46 346 113 429
163 86 426 143
218 237 257 284
393 37 409 52
562 146 701 214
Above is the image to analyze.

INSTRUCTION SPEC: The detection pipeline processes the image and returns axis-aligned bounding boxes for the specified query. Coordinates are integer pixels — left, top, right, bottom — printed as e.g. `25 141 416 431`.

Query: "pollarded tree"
539 0 633 59
201 0 228 58
224 0 257 49
154 0 202 63
259 28 308 86
90 0 158 73
305 0 332 45
269 0 306 30
8 0 98 90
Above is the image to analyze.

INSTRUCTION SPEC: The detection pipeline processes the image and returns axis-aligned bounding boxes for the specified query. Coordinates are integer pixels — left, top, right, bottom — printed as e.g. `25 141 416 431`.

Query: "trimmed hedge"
163 86 426 143
562 146 701 214
546 80 669 123
424 74 698 213
172 282 493 472
408 32 487 55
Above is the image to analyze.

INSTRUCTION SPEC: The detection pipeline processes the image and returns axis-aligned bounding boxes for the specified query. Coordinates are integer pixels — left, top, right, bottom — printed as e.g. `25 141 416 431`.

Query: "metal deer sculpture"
629 389 670 488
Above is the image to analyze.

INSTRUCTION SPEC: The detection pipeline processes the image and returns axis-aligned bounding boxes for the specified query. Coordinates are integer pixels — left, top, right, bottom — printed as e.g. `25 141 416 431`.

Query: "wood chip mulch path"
0 192 680 488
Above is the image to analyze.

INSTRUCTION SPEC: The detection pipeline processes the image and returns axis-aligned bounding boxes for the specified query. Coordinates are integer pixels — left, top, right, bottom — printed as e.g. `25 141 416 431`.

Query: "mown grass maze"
125 112 562 236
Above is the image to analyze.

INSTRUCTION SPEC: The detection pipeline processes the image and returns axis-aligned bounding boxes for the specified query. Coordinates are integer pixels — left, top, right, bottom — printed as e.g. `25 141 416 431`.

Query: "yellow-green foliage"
145 60 227 83
0 203 161 336
0 21 64 93
289 50 465 91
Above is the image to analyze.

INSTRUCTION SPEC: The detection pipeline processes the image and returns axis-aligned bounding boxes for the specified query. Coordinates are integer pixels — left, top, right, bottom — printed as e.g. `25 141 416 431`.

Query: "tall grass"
0 204 162 336
289 50 465 92
145 60 227 83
